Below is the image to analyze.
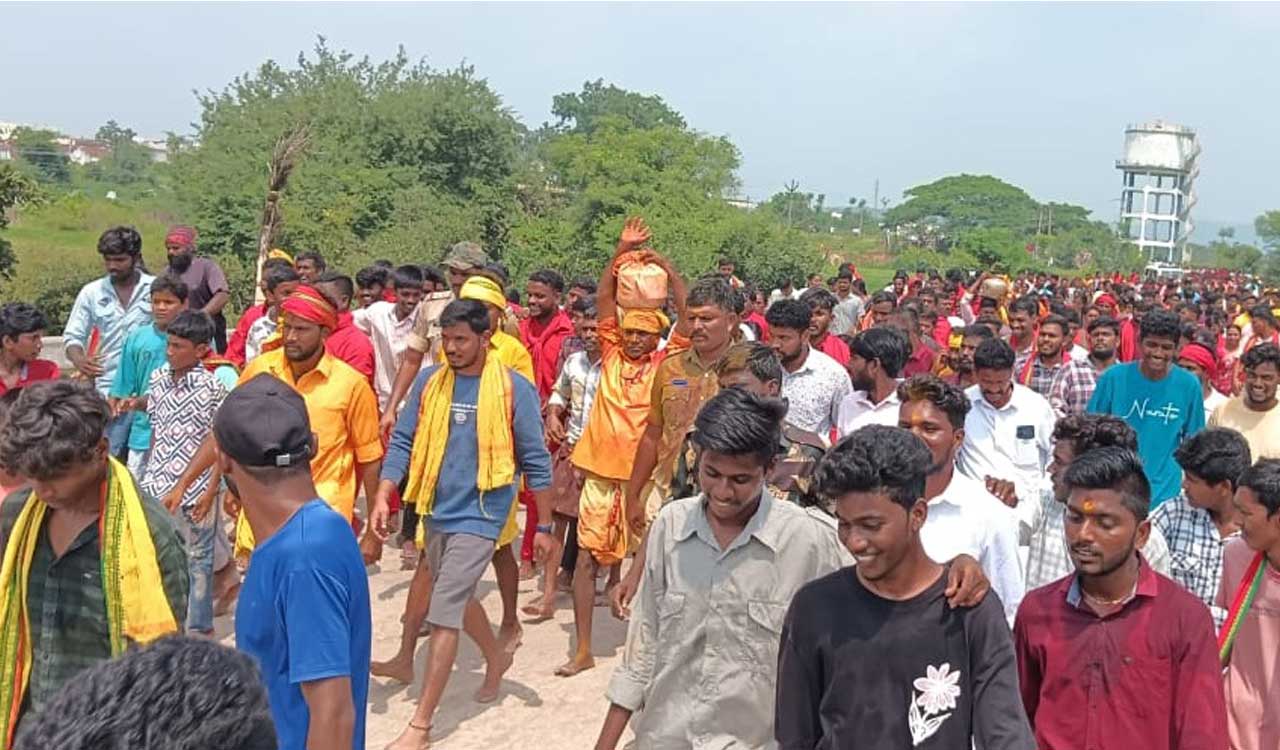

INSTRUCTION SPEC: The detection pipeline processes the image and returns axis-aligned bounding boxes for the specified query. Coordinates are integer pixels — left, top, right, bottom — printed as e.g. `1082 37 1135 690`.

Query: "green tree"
0 165 41 279
87 120 155 186
551 79 686 134
11 127 70 184
1257 210 1280 252
885 174 1039 234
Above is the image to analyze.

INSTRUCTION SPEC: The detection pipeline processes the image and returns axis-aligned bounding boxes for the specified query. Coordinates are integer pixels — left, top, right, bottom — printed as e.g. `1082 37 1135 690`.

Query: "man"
957 338 1056 540
764 299 851 436
565 277 597 310
887 268 909 296
293 250 325 283
799 287 850 365
888 305 936 377
1049 315 1118 417
0 381 187 743
836 326 910 437
560 227 688 678
1087 309 1206 507
1176 341 1229 421
897 375 1025 624
379 241 489 439
370 300 553 750
595 389 850 750
0 303 59 396
63 226 155 455
521 269 575 402
243 265 303 365
1243 304 1280 352
829 269 864 336
226 257 294 367
355 265 390 309
310 273 375 384
218 375 370 750
945 325 993 389
1219 458 1280 750
163 225 230 352
861 290 896 329
1211 341 1280 459
1006 295 1039 358
353 265 426 413
1150 427 1251 627
1014 447 1227 749
768 278 798 307
777 425 1033 749
716 257 743 289
1024 414 1173 590
1014 313 1070 399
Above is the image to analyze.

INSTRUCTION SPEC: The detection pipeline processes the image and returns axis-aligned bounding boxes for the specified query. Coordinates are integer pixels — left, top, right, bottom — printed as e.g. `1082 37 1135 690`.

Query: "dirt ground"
215 553 631 750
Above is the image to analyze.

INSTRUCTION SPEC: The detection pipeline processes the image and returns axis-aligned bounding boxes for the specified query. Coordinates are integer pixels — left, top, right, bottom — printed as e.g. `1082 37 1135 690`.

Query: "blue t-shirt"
108 323 169 451
235 500 371 750
1087 362 1206 506
381 365 553 540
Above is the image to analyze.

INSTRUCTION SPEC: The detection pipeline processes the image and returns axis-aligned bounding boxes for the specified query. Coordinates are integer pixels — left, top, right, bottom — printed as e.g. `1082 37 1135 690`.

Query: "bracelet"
535 523 554 534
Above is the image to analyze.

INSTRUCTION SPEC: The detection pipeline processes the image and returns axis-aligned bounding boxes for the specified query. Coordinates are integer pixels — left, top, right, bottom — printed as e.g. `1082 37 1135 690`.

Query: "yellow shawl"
404 347 516 547
0 457 177 744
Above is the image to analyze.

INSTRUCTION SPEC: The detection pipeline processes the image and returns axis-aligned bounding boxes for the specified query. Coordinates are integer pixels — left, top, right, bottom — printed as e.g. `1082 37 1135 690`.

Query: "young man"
1014 313 1070 399
0 381 187 743
218 374 370 750
1014 447 1227 749
293 250 325 284
369 300 553 750
353 265 426 413
888 305 936 378
829 269 864 336
836 326 911 437
140 311 233 636
769 278 799 307
355 265 391 309
1176 341 1229 422
226 257 294 367
1243 304 1280 352
1049 315 1119 417
0 303 59 395
957 338 1056 540
1087 309 1206 507
765 298 852 436
109 274 188 479
944 325 993 389
63 226 156 455
244 265 302 364
777 425 1033 749
565 276 597 311
1220 458 1280 750
1006 294 1040 358
1150 427 1251 627
716 257 743 289
861 290 896 329
163 225 230 352
1211 341 1280 459
897 374 1025 624
521 269 575 402
799 287 850 366
596 389 851 750
312 273 376 384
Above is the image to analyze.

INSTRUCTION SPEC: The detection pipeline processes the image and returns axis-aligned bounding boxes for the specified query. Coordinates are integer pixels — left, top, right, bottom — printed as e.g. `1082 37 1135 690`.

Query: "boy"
244 265 301 363
110 274 188 478
140 310 232 636
776 426 1032 748
0 302 59 396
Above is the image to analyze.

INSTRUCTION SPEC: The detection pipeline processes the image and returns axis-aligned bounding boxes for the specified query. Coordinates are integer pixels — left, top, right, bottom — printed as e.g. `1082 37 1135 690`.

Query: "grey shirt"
831 295 864 336
606 492 850 749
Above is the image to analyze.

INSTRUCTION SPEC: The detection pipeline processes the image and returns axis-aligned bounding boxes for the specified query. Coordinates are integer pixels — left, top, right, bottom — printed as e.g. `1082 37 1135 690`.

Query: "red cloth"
744 310 770 342
0 359 60 396
811 333 850 366
901 342 935 378
1014 560 1228 750
519 309 574 403
932 317 952 349
382 288 397 303
165 225 197 247
1177 343 1217 379
1118 317 1140 362
226 304 268 368
281 285 338 329
324 311 375 383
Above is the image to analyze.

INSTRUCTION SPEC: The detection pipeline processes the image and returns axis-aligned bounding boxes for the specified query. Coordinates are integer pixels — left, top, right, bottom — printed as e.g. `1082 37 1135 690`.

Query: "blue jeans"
177 504 216 633
105 412 132 459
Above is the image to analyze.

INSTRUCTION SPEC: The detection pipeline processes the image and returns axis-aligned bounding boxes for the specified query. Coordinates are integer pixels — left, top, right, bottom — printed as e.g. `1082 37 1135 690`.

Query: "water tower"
1115 121 1200 265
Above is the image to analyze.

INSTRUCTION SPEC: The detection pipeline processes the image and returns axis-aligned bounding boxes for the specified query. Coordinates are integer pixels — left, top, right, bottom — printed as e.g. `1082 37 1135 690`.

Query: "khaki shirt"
405 291 456 361
647 348 721 496
606 492 850 749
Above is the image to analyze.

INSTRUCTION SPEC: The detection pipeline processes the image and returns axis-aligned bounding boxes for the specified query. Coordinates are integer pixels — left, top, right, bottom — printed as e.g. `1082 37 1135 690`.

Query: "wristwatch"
535 523 554 534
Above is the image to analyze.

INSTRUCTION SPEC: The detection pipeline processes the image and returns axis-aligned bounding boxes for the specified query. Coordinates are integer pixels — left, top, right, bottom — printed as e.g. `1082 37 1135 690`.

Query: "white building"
1115 121 1200 265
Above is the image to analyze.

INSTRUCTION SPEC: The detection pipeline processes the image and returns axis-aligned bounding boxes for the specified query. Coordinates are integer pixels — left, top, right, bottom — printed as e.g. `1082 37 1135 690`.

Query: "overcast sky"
3 2 1277 233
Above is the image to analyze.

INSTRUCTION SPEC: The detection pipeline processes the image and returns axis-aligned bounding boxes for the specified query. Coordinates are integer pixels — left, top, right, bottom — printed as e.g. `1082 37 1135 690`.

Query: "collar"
334 310 354 331
674 491 781 554
786 346 816 376
1065 554 1158 612
269 349 334 384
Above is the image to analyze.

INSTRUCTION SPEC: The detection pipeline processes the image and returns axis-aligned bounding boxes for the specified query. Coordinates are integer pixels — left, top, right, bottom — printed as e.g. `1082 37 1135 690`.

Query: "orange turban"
280 285 338 329
621 308 669 334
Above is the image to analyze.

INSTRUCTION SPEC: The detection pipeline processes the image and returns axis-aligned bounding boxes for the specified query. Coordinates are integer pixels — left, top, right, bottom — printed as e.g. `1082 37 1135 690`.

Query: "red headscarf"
1177 342 1217 379
165 225 197 248
281 285 339 330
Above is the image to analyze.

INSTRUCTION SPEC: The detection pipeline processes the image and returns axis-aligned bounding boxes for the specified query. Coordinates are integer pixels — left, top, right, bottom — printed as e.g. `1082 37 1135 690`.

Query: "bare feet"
554 654 596 677
518 560 536 581
521 598 555 622
474 651 514 703
556 569 573 592
384 721 431 750
497 623 523 654
371 656 416 684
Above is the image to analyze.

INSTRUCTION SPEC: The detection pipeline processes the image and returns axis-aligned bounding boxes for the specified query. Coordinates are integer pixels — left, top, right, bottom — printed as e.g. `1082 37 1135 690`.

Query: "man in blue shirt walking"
1088 309 1205 507
215 373 371 750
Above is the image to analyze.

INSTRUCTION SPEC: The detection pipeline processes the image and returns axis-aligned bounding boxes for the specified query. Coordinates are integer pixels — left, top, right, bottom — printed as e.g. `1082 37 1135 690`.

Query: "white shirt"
836 387 901 438
920 470 1025 625
353 301 420 412
1069 343 1090 362
956 383 1056 541
1202 388 1229 424
780 347 853 437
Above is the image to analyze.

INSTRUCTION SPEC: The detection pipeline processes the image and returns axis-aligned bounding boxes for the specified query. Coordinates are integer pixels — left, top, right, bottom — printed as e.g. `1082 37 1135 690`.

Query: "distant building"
1115 121 1200 265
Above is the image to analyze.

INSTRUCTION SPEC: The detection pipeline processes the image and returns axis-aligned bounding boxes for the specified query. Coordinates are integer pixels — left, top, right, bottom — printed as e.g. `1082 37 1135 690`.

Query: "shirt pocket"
1013 433 1039 468
1115 653 1171 718
741 599 788 674
653 592 686 671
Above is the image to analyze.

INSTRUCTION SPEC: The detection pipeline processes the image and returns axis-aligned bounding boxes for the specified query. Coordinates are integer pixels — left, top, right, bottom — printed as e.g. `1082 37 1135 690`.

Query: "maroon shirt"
1013 558 1227 750
901 341 935 378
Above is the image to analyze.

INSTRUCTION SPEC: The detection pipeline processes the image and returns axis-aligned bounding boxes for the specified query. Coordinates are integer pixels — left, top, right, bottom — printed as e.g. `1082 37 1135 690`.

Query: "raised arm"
598 216 653 321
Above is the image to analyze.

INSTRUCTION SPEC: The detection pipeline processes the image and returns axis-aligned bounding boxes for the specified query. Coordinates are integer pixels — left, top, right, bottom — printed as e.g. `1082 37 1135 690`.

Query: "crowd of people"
0 218 1277 749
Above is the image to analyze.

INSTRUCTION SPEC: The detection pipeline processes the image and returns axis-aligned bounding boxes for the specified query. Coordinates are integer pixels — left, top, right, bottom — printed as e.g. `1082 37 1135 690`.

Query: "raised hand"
618 216 652 252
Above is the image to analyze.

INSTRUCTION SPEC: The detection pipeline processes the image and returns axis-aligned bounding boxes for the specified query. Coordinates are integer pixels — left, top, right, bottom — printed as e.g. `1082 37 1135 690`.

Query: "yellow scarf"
403 348 516 547
0 457 177 744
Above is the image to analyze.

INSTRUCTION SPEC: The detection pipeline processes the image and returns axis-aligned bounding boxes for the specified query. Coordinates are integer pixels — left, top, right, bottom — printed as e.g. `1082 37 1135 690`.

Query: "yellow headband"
621 308 669 334
460 276 507 311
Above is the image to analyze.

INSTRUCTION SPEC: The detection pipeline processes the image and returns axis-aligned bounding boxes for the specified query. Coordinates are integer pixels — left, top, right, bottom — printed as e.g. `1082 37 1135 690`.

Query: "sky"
3 2 1278 239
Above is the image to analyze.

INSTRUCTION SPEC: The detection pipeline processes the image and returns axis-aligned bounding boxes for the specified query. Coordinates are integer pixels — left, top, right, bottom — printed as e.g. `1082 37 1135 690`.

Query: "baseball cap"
214 374 315 468
442 241 489 271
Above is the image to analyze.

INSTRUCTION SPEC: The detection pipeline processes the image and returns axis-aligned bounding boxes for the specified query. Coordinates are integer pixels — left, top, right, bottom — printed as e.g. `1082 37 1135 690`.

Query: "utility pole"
784 179 800 229
873 179 879 218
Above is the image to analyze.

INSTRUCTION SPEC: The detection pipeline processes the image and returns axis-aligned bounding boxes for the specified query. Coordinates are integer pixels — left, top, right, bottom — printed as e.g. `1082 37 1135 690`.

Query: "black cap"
214 374 314 468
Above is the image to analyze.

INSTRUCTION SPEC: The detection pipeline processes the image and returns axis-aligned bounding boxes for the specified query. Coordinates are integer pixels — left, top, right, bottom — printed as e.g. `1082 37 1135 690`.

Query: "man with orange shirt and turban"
555 217 690 678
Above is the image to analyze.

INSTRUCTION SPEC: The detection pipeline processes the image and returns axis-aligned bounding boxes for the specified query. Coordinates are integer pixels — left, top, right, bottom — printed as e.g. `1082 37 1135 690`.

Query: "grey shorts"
425 532 493 629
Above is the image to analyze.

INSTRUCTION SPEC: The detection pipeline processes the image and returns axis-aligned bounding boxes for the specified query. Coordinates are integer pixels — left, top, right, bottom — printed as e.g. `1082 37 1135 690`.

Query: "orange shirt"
572 318 689 481
239 350 384 519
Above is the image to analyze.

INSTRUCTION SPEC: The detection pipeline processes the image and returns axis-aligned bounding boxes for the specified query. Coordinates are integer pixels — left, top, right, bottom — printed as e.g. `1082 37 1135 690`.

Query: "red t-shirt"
812 333 850 366
324 311 375 384
0 359 60 396
902 342 936 378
